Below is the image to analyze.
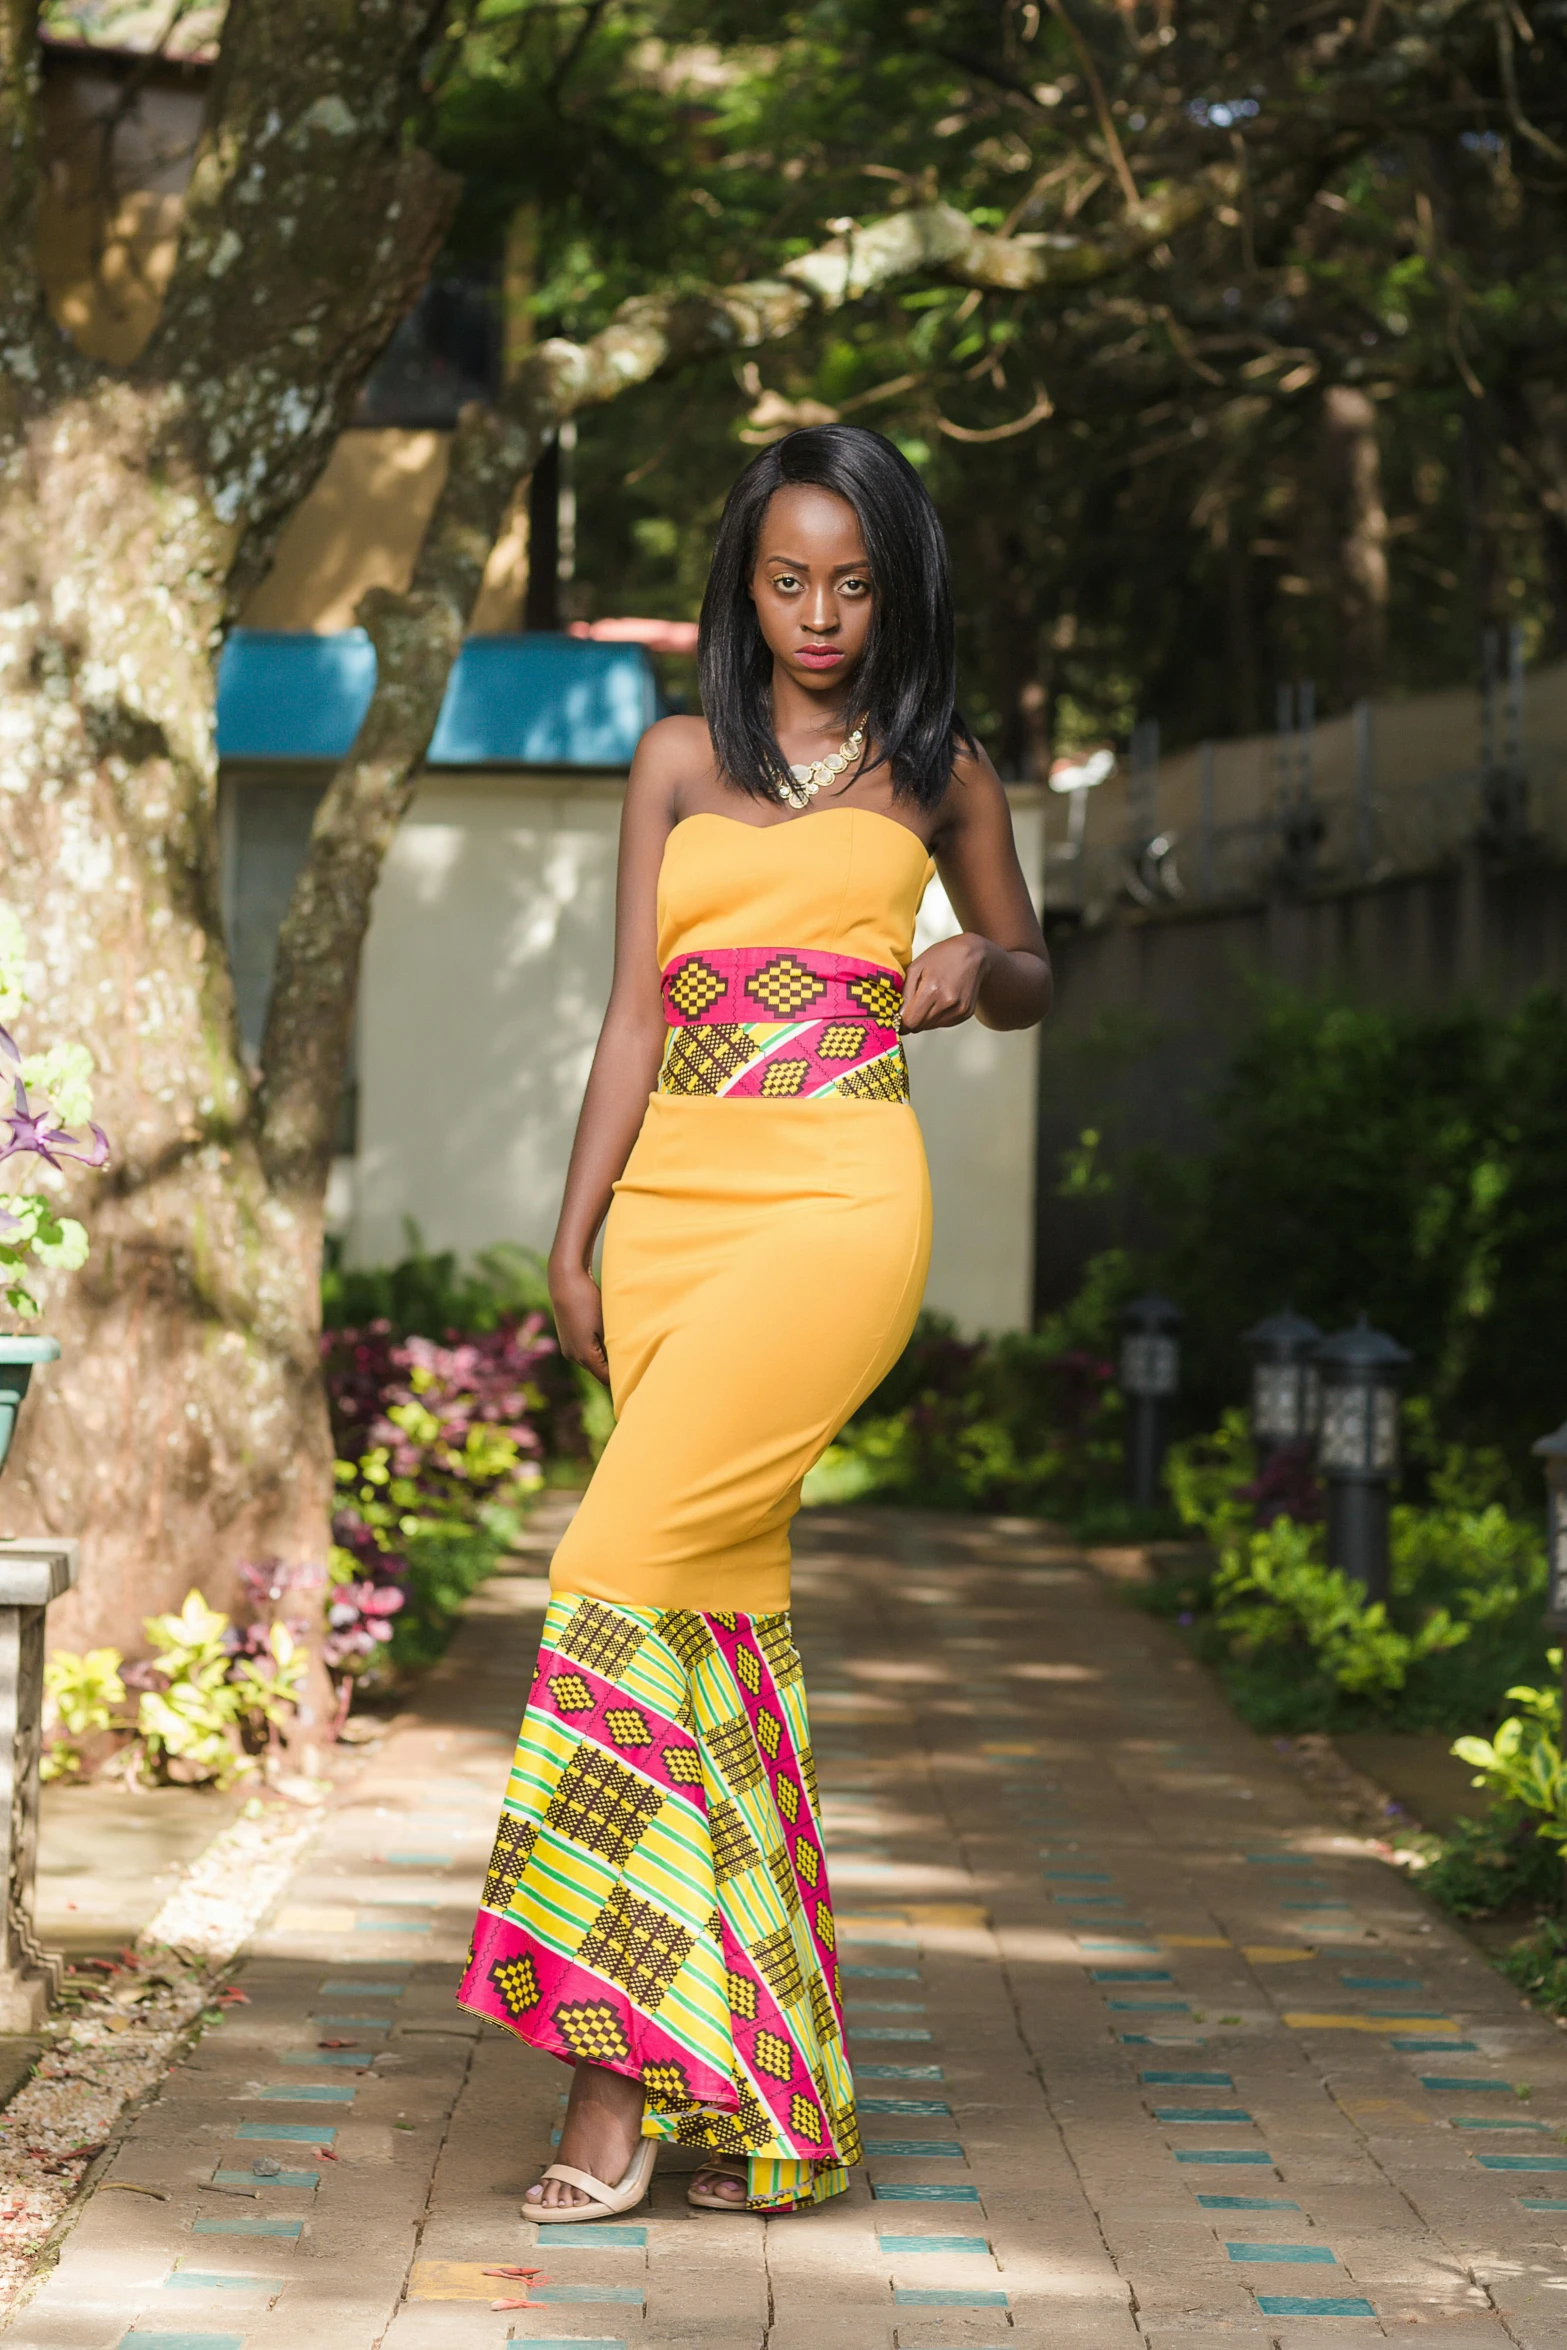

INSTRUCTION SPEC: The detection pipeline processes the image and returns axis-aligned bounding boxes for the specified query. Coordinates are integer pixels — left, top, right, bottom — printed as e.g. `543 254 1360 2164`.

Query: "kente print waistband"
658 946 909 1102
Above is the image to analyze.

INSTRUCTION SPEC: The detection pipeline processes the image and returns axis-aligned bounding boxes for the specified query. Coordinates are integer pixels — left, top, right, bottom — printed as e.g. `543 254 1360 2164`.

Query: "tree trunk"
1322 382 1389 705
0 383 332 1662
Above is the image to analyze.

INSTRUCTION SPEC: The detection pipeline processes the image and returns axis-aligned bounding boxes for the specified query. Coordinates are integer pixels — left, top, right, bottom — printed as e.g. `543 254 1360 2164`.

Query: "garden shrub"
1157 1413 1549 1733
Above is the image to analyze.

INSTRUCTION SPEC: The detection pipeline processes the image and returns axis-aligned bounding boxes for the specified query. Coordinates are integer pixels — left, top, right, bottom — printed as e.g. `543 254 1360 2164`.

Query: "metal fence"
1042 651 1567 924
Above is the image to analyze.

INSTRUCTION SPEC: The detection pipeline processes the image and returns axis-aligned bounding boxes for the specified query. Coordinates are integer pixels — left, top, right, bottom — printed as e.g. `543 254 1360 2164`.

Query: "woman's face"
749 484 873 699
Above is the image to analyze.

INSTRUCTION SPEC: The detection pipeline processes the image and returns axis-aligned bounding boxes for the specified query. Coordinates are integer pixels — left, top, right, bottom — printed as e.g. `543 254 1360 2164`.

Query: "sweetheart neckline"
671 806 934 860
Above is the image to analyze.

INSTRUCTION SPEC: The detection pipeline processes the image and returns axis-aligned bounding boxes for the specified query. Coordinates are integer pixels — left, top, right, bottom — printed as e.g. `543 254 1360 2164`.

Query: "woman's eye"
842 576 871 596
771 572 800 591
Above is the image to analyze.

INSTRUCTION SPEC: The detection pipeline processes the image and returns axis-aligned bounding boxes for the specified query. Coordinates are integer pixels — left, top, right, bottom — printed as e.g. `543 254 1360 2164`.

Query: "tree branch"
0 0 43 346
144 1 461 604
256 175 1239 1200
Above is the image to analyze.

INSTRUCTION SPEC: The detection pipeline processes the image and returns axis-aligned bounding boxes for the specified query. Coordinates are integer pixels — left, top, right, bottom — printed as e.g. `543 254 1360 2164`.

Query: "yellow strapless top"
657 808 935 972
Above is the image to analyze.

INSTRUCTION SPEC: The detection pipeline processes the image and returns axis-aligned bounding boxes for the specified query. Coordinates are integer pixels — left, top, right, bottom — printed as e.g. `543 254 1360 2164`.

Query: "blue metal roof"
216 629 661 768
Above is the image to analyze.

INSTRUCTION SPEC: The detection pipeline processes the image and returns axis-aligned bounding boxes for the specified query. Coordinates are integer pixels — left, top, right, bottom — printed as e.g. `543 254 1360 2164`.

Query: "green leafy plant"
0 905 108 1318
1419 1810 1564 1920
133 1592 304 1788
1214 1517 1467 1704
40 1648 126 1781
1451 1671 1567 1852
1500 1919 1567 2014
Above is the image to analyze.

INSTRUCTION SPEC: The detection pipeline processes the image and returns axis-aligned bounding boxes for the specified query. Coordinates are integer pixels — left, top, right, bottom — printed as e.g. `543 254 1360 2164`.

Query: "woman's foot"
689 2153 748 2208
526 2061 647 2211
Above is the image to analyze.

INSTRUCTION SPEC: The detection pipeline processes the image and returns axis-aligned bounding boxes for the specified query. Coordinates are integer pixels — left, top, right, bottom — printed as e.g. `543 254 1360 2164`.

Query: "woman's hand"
899 933 996 1033
549 1260 611 1388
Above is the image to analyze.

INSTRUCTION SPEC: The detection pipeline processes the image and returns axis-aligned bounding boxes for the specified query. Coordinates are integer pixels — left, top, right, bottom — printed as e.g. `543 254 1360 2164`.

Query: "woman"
459 425 1051 2221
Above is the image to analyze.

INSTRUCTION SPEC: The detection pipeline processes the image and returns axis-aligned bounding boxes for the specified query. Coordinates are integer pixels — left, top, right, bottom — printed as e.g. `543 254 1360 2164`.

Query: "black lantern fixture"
1312 1315 1411 1599
1120 1294 1182 1510
1244 1306 1323 1456
1532 1421 1567 1718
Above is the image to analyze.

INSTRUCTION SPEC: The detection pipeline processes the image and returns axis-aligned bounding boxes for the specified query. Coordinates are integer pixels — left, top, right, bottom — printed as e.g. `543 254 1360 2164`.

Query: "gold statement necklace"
776 725 865 812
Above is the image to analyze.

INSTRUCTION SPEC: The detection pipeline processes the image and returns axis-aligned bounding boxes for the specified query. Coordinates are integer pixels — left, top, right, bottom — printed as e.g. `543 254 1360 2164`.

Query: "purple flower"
0 1077 108 1174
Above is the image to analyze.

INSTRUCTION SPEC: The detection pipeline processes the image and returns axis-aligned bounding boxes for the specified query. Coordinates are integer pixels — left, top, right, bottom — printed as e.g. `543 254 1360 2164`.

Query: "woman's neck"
770 662 860 745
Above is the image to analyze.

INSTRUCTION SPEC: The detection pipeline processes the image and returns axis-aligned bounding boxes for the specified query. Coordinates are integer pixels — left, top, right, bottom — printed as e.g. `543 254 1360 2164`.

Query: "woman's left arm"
900 748 1053 1034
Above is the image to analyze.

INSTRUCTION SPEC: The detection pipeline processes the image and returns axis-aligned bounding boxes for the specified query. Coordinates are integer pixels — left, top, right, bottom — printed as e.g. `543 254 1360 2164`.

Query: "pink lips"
795 646 843 667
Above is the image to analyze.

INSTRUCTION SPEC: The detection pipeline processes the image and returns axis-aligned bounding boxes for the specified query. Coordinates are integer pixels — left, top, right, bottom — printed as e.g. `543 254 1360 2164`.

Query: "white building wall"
348 773 1043 1335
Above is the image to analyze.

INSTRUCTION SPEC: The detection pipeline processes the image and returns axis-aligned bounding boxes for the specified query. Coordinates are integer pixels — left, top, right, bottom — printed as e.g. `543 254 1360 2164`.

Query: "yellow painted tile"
1283 2012 1459 2035
409 2261 511 2302
1241 1945 1317 1964
1163 1935 1231 1949
1335 2095 1435 2128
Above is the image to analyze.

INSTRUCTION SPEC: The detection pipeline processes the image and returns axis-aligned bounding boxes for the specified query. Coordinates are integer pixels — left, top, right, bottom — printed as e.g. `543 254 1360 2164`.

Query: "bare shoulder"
632 713 715 784
932 739 1011 843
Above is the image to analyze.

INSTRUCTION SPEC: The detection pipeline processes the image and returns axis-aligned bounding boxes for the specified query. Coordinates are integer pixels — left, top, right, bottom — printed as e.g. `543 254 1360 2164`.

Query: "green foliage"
136 1593 304 1789
1162 1411 1548 1732
804 1257 1134 1522
40 1648 125 1781
1420 1813 1564 1922
322 1230 551 1337
1500 1918 1567 2013
1451 1672 1567 1852
1157 990 1567 1481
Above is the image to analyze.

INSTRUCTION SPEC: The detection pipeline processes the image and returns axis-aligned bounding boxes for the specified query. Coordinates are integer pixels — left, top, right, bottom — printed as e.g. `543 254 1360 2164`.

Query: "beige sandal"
687 2153 749 2212
525 2135 657 2224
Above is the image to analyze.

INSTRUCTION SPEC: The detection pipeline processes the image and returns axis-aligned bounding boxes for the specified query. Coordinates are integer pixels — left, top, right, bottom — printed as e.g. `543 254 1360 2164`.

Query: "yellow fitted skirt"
549 1094 932 1615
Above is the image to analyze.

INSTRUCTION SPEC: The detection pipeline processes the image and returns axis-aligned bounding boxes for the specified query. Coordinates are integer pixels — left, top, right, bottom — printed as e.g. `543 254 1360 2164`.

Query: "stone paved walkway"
8 1504 1567 2350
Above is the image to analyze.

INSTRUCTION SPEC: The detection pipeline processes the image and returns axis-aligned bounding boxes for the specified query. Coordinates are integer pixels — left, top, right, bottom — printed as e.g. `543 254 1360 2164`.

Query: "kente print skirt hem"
458 1592 858 2215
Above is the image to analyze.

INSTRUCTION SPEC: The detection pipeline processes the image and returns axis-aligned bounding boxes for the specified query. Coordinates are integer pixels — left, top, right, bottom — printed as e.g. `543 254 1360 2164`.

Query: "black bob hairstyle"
697 424 975 811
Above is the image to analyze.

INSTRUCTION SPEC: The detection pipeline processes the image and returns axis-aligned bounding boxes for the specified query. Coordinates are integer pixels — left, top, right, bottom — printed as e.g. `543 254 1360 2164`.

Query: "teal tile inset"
214 2169 318 2190
121 2336 246 2350
504 2342 626 2350
860 2098 951 2115
257 2084 355 2103
1476 2155 1567 2170
383 1851 452 1864
893 2289 1009 2307
854 2065 944 2081
1044 1871 1112 1881
528 2285 645 2304
865 2140 965 2158
280 2050 368 2068
161 2272 285 2291
1142 2072 1233 2087
1174 2151 1273 2166
236 2123 334 2144
1452 2118 1551 2131
1227 2243 1335 2264
1155 2107 1252 2124
1394 2038 1478 2053
1255 2296 1375 2318
872 2184 981 2201
1199 2197 1299 2210
1092 1969 1172 1983
192 2216 303 2238
308 2016 390 2031
850 2028 934 2041
1107 2000 1189 2012
1521 2198 1567 2210
1341 1974 1421 1988
318 1980 405 1995
842 1966 920 1980
1420 2076 1510 2093
879 2234 989 2254
352 1919 434 1934
535 2223 646 2249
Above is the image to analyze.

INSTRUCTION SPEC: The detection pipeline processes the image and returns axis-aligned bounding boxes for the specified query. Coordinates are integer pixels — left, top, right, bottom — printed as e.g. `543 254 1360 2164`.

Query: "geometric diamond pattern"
547 1672 596 1713
751 1926 806 2009
768 1843 803 1916
662 1741 704 1786
847 970 904 1026
775 1773 799 1824
577 1884 696 2011
605 1706 653 1748
755 1710 782 1761
656 1610 718 1673
704 1714 763 1793
755 1613 803 1689
660 1024 755 1096
733 1644 762 1697
483 1811 537 1913
552 1999 631 2065
555 1598 647 1681
710 1797 763 1886
544 1744 662 1869
727 1969 759 2021
746 955 827 1017
793 1835 820 1888
753 2027 795 2083
817 1019 870 1060
665 956 727 1017
835 1048 908 1102
758 1055 809 1098
489 1953 540 2015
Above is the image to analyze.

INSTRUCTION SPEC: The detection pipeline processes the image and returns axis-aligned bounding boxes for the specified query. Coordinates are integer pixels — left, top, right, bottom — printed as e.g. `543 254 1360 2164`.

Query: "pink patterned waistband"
658 947 909 1102
662 946 904 1030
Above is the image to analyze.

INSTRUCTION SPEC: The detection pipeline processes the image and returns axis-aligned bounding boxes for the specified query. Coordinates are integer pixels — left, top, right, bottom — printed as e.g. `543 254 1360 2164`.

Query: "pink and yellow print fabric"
658 945 909 1102
458 1593 858 2213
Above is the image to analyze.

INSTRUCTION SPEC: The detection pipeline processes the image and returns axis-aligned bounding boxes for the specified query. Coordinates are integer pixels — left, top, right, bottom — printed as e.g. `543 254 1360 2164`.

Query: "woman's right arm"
547 718 703 1385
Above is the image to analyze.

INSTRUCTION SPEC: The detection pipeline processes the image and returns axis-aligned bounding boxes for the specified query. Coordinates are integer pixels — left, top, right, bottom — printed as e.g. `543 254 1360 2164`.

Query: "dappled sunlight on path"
9 1502 1567 2347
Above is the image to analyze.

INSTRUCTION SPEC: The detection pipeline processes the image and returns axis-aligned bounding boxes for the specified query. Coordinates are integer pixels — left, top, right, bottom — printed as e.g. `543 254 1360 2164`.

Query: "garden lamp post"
1312 1316 1410 1601
1244 1306 1323 1456
1120 1294 1182 1510
1532 1421 1567 1721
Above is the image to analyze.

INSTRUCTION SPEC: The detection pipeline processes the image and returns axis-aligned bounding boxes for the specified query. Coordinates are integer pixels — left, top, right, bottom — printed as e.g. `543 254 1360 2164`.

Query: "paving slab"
9 1501 1567 2346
